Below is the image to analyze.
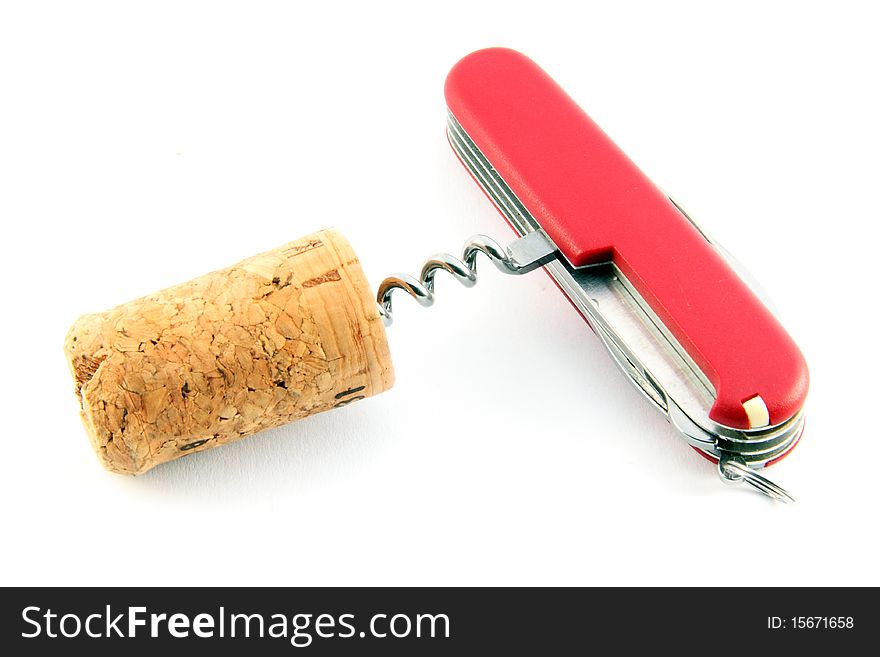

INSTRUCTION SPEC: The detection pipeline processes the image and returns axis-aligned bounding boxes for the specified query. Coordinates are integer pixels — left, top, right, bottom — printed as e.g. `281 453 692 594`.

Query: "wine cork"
64 228 394 475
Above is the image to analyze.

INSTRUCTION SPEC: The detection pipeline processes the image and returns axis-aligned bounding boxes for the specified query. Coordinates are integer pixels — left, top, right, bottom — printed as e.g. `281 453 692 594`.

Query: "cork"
64 228 394 475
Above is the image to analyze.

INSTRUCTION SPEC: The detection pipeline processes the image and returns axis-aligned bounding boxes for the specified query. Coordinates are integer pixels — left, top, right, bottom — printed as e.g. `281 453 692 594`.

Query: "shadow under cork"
122 399 398 509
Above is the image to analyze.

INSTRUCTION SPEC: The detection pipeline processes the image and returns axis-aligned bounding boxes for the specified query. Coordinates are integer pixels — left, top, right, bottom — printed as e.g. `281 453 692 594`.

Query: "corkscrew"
64 48 808 503
376 232 555 326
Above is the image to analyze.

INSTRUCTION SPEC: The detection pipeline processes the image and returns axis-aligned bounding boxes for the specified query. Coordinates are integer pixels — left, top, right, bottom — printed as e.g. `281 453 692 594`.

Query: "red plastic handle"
445 48 808 429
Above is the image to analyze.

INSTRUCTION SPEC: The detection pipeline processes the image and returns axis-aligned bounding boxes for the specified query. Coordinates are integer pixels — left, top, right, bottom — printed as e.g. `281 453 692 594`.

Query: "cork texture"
64 228 394 474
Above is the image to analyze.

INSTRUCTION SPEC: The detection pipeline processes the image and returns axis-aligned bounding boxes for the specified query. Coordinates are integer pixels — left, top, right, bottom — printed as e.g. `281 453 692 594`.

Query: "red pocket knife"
378 48 809 502
379 48 808 501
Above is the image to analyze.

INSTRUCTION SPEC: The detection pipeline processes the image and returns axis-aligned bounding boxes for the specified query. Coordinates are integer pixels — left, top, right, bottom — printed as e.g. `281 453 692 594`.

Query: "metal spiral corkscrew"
376 231 557 326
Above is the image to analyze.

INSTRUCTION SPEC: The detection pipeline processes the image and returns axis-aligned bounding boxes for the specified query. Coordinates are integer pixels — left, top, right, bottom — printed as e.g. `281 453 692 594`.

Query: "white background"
1 1 877 586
